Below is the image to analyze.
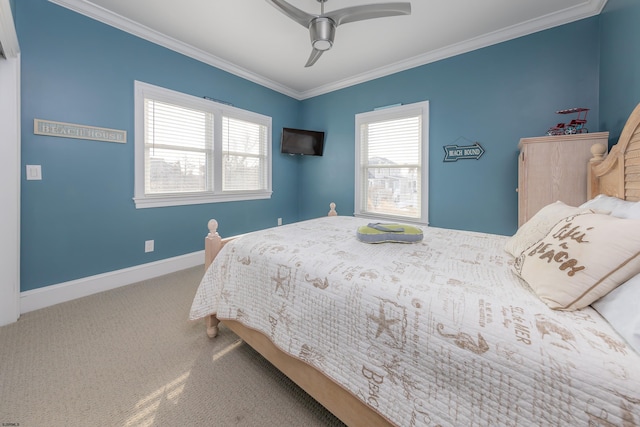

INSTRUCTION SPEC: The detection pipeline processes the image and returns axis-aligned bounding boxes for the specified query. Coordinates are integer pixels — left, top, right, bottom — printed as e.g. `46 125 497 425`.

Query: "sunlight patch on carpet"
124 340 244 426
125 371 190 427
212 339 243 362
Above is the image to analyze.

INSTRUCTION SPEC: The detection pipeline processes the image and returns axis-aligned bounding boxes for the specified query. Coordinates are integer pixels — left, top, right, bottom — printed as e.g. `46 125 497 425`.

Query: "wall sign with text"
34 119 127 144
443 140 485 162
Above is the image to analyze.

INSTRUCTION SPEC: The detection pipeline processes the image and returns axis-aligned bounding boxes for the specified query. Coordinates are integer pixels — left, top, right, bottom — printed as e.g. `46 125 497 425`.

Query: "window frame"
354 101 429 225
133 81 272 209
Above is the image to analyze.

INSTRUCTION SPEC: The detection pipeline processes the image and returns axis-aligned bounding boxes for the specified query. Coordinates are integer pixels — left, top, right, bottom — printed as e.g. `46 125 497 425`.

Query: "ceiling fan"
267 0 412 67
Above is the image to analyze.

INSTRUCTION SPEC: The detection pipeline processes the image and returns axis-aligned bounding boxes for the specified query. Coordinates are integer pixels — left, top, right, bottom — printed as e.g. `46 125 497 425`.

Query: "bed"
190 105 640 426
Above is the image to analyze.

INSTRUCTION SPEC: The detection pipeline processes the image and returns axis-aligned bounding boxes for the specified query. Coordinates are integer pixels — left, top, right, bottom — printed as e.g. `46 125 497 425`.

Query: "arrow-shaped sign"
443 142 485 162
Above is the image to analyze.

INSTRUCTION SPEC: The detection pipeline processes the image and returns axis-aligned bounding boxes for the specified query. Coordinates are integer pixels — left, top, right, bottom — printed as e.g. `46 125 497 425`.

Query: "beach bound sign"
443 141 485 162
34 119 126 144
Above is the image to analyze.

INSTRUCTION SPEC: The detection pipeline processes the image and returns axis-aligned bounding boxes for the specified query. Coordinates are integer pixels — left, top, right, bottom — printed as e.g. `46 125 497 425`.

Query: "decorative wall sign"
443 140 485 162
34 119 127 143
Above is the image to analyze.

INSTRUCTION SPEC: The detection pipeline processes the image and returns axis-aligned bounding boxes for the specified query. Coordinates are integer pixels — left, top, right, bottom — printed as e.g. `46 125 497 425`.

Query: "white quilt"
190 216 640 426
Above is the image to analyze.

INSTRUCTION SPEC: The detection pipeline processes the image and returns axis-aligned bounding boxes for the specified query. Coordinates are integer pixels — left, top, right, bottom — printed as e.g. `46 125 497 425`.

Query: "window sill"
133 191 272 209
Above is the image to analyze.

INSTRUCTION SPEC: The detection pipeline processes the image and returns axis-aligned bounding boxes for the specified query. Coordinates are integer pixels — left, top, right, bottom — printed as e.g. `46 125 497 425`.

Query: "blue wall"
599 0 640 143
17 0 632 293
17 0 301 291
298 18 602 236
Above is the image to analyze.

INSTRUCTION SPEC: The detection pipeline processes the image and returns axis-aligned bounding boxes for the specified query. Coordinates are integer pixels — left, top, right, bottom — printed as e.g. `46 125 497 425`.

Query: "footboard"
203 219 237 338
198 204 391 427
203 203 339 338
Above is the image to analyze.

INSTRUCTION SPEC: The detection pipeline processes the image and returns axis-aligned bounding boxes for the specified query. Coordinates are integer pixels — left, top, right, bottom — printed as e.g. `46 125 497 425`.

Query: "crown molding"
48 0 300 99
49 0 607 101
299 0 608 99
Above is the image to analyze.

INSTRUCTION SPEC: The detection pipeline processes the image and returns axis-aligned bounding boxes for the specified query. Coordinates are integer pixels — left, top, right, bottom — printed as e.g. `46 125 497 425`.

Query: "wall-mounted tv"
280 127 325 156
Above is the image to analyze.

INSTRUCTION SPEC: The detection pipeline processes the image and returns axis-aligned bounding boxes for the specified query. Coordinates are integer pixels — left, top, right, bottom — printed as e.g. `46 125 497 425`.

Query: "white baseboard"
20 250 205 314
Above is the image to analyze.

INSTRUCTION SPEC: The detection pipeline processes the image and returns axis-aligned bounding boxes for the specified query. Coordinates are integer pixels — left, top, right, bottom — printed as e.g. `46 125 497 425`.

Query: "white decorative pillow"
504 201 595 257
580 194 640 218
592 274 640 354
513 213 640 310
621 202 640 219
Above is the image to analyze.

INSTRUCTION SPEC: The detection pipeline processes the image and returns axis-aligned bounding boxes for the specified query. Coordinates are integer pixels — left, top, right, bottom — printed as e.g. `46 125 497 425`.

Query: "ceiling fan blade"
266 0 316 27
326 2 411 26
304 48 324 67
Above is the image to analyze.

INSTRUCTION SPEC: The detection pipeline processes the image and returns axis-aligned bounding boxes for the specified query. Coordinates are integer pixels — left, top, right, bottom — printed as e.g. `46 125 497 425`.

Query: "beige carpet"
0 266 345 426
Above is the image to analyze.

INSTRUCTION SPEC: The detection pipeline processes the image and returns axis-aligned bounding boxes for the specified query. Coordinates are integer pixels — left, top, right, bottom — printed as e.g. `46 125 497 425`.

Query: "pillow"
513 213 640 311
625 203 640 219
592 274 640 354
504 201 595 257
580 194 640 218
356 223 423 243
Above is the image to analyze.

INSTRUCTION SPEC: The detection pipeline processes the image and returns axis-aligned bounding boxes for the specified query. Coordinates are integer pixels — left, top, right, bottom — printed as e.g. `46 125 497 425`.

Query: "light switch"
26 165 42 180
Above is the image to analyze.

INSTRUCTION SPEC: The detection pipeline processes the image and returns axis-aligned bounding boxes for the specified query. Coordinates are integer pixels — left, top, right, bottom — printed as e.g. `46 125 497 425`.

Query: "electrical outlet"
145 240 154 253
277 218 282 226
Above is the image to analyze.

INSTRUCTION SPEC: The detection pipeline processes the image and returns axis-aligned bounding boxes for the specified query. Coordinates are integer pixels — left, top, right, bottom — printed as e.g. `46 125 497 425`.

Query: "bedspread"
190 216 640 426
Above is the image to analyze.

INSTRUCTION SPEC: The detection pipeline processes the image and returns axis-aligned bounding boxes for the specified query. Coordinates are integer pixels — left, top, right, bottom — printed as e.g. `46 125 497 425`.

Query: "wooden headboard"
589 103 640 200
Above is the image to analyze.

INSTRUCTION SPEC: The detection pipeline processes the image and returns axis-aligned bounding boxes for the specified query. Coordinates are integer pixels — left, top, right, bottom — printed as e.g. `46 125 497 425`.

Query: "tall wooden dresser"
517 132 609 226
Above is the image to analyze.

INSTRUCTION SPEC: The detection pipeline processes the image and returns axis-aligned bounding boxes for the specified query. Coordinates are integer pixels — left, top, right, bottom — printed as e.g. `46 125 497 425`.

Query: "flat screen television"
280 127 325 156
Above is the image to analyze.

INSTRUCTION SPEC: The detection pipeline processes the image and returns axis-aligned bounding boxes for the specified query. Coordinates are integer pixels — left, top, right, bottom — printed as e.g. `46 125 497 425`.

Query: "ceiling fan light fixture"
312 39 332 51
309 17 335 51
267 0 411 67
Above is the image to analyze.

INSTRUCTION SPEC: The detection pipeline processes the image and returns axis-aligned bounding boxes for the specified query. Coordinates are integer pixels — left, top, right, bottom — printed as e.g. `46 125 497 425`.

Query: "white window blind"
144 99 210 194
355 101 429 224
134 81 272 209
222 116 268 192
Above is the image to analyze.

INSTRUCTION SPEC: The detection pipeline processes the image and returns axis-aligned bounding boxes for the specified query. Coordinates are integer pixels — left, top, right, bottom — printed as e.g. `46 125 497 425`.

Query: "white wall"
0 53 20 326
0 0 21 325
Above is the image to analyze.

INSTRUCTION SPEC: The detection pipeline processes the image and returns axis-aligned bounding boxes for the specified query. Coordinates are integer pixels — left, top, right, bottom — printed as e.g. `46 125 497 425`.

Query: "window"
355 101 429 224
134 81 272 208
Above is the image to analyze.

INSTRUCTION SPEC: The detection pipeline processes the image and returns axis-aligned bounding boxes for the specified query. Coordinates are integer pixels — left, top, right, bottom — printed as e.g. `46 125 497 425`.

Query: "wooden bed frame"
200 104 640 427
589 103 640 201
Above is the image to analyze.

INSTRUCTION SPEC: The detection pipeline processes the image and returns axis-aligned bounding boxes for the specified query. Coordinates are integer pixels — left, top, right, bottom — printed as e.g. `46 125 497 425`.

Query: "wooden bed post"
204 219 222 338
206 315 220 339
204 219 222 271
588 142 608 199
328 202 337 216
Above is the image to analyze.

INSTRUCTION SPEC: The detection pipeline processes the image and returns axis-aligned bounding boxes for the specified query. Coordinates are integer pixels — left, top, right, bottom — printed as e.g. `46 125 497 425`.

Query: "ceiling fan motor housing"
310 18 335 51
266 0 411 66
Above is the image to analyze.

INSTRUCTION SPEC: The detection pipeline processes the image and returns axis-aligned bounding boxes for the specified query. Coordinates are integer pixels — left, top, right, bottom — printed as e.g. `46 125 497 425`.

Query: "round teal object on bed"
356 223 424 243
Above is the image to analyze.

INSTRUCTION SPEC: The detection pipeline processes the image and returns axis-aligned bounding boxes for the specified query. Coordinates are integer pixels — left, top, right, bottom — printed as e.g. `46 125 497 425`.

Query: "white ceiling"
50 0 607 100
